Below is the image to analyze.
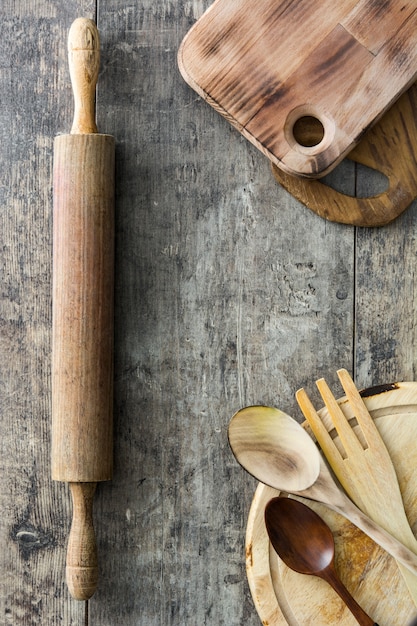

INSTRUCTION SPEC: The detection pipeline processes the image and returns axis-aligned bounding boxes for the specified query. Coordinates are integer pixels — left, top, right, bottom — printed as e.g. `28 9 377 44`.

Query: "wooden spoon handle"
323 567 377 626
66 483 98 600
304 460 417 575
322 490 417 576
68 17 100 134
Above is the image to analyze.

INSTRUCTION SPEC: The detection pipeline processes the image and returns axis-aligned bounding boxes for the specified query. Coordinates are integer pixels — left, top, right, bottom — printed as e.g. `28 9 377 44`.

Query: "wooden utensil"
271 82 417 226
246 384 417 625
228 406 417 575
178 0 417 178
265 497 378 626
51 18 114 601
296 369 417 607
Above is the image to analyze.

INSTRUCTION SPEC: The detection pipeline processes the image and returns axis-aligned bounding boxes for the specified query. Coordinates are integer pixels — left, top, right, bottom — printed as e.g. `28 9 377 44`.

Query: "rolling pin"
51 17 114 601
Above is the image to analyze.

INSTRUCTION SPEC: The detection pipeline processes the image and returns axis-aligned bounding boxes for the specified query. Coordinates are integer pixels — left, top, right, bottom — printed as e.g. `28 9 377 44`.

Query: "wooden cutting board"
178 0 417 178
245 382 417 626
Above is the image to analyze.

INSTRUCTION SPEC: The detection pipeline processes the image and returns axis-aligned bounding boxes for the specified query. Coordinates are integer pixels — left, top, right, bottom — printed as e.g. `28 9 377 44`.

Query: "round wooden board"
245 382 417 626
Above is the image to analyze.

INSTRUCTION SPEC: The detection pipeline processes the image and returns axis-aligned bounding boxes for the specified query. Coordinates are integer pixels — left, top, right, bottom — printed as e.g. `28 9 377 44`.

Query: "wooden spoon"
265 496 378 626
228 406 417 575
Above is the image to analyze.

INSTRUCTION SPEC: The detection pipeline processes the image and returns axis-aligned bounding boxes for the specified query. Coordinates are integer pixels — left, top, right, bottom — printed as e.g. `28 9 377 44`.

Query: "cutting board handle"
272 160 409 228
68 17 100 134
272 83 417 227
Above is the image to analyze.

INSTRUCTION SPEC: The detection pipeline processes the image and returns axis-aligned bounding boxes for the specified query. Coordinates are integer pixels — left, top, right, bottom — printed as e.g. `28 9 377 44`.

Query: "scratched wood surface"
1 2 417 625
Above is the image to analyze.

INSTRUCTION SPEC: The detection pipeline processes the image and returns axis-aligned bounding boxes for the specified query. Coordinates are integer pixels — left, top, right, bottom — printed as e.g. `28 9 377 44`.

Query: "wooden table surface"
1 2 417 625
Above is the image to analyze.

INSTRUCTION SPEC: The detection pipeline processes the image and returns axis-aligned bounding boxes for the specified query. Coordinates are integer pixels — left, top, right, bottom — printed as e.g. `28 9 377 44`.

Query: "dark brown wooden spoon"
265 496 378 626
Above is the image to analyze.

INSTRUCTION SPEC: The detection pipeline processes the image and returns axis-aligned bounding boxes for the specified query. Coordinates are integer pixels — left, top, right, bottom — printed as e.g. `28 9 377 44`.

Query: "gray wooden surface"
1 2 417 625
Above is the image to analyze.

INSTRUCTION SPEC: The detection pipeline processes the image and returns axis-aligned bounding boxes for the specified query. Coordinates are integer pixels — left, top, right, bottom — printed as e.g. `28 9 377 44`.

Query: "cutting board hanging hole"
284 106 335 155
292 116 325 148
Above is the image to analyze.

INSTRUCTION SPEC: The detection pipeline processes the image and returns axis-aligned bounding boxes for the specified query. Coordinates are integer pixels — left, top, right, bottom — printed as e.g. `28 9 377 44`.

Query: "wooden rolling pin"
51 17 114 601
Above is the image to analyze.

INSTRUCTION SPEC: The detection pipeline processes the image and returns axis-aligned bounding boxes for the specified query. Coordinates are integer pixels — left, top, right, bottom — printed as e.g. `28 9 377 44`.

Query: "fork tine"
295 388 342 462
315 377 364 456
337 368 382 448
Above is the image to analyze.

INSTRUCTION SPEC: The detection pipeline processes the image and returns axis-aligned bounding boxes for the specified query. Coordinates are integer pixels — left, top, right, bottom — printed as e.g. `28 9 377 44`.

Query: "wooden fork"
296 369 417 607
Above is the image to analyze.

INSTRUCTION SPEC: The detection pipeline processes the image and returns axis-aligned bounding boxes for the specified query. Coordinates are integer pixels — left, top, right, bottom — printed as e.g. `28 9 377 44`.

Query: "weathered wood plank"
0 2 96 625
90 3 355 624
354 198 417 387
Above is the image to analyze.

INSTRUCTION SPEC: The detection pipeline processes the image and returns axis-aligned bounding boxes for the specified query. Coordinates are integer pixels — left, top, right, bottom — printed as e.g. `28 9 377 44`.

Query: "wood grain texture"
66 482 98 600
52 130 114 601
52 133 114 483
0 2 97 624
1 1 417 625
271 82 417 227
246 384 417 625
229 405 417 576
297 369 417 605
179 0 417 177
264 497 376 626
68 17 100 134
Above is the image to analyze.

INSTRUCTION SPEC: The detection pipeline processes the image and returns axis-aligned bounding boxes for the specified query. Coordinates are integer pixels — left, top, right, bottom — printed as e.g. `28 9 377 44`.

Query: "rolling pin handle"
66 482 99 600
68 17 100 134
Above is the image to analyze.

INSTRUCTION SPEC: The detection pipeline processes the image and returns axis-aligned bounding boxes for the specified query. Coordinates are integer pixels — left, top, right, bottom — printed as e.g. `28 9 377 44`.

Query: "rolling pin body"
51 18 114 601
52 133 114 483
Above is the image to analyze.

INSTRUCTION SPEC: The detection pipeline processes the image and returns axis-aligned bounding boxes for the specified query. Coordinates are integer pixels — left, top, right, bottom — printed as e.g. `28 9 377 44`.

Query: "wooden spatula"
296 369 417 607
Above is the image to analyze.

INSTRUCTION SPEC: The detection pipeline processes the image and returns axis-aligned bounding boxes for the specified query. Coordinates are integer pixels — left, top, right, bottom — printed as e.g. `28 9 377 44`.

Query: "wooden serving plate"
245 382 417 625
178 0 417 178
